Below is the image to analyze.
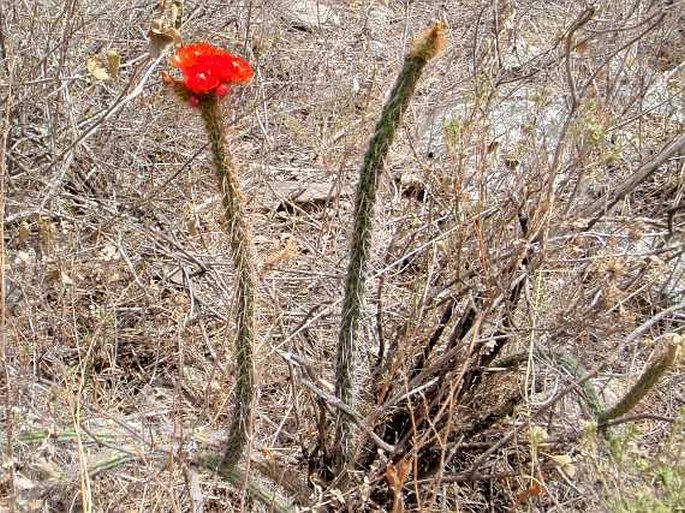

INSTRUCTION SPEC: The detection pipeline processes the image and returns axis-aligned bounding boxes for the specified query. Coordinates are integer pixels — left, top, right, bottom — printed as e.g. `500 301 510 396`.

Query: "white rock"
288 0 340 30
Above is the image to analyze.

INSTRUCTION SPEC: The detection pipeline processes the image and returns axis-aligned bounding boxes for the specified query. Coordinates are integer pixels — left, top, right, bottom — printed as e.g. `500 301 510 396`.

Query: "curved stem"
333 22 445 468
495 338 682 435
200 97 256 473
598 341 680 428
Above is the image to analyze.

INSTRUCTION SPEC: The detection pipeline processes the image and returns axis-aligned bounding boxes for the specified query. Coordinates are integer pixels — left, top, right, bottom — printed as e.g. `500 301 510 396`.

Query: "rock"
259 179 349 213
286 0 341 31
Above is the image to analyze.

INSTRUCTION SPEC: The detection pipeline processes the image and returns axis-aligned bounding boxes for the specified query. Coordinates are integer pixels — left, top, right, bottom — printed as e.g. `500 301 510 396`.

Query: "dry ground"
1 0 684 511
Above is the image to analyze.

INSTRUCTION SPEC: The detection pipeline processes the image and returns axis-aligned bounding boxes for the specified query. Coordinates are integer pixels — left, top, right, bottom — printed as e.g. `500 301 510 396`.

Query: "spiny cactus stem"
199 96 256 473
333 23 445 468
598 342 679 428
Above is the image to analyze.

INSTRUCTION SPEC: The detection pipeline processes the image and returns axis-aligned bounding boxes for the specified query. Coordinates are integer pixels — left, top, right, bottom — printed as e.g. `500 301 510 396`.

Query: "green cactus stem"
333 22 446 468
598 340 680 428
199 96 257 473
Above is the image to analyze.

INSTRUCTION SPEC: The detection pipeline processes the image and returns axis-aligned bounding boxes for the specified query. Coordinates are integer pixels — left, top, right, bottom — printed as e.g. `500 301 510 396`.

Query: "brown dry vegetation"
1 0 684 512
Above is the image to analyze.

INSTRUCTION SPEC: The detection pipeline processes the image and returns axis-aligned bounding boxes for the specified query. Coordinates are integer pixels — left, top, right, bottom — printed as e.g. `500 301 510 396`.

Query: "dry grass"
1 0 684 511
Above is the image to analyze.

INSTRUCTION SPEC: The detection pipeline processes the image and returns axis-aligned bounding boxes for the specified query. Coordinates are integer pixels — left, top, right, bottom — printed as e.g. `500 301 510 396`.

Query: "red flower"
171 43 254 96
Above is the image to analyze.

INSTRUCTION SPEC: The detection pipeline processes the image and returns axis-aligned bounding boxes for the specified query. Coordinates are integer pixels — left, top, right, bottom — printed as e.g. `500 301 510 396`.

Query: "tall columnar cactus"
166 43 256 473
334 23 446 467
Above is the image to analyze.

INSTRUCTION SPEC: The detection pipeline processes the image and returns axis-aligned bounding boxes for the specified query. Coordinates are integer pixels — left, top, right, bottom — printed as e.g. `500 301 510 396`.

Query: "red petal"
216 83 231 97
184 66 221 94
172 43 219 71
221 54 254 84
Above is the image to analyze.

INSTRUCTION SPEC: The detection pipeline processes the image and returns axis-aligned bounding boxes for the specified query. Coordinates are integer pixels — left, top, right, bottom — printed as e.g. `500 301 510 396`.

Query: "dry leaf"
262 238 298 271
60 272 74 286
148 18 182 56
386 459 410 493
38 218 56 255
87 55 111 81
18 221 30 244
47 267 72 286
527 426 548 448
397 459 410 485
549 453 576 478
106 50 120 78
100 243 118 261
516 480 544 506
330 488 345 505
170 0 183 29
34 457 64 480
574 40 589 53
386 462 399 491
529 481 543 496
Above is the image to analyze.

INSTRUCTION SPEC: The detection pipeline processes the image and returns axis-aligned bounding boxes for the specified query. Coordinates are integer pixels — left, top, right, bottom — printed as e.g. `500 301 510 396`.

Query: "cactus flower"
167 41 258 472
171 43 253 96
